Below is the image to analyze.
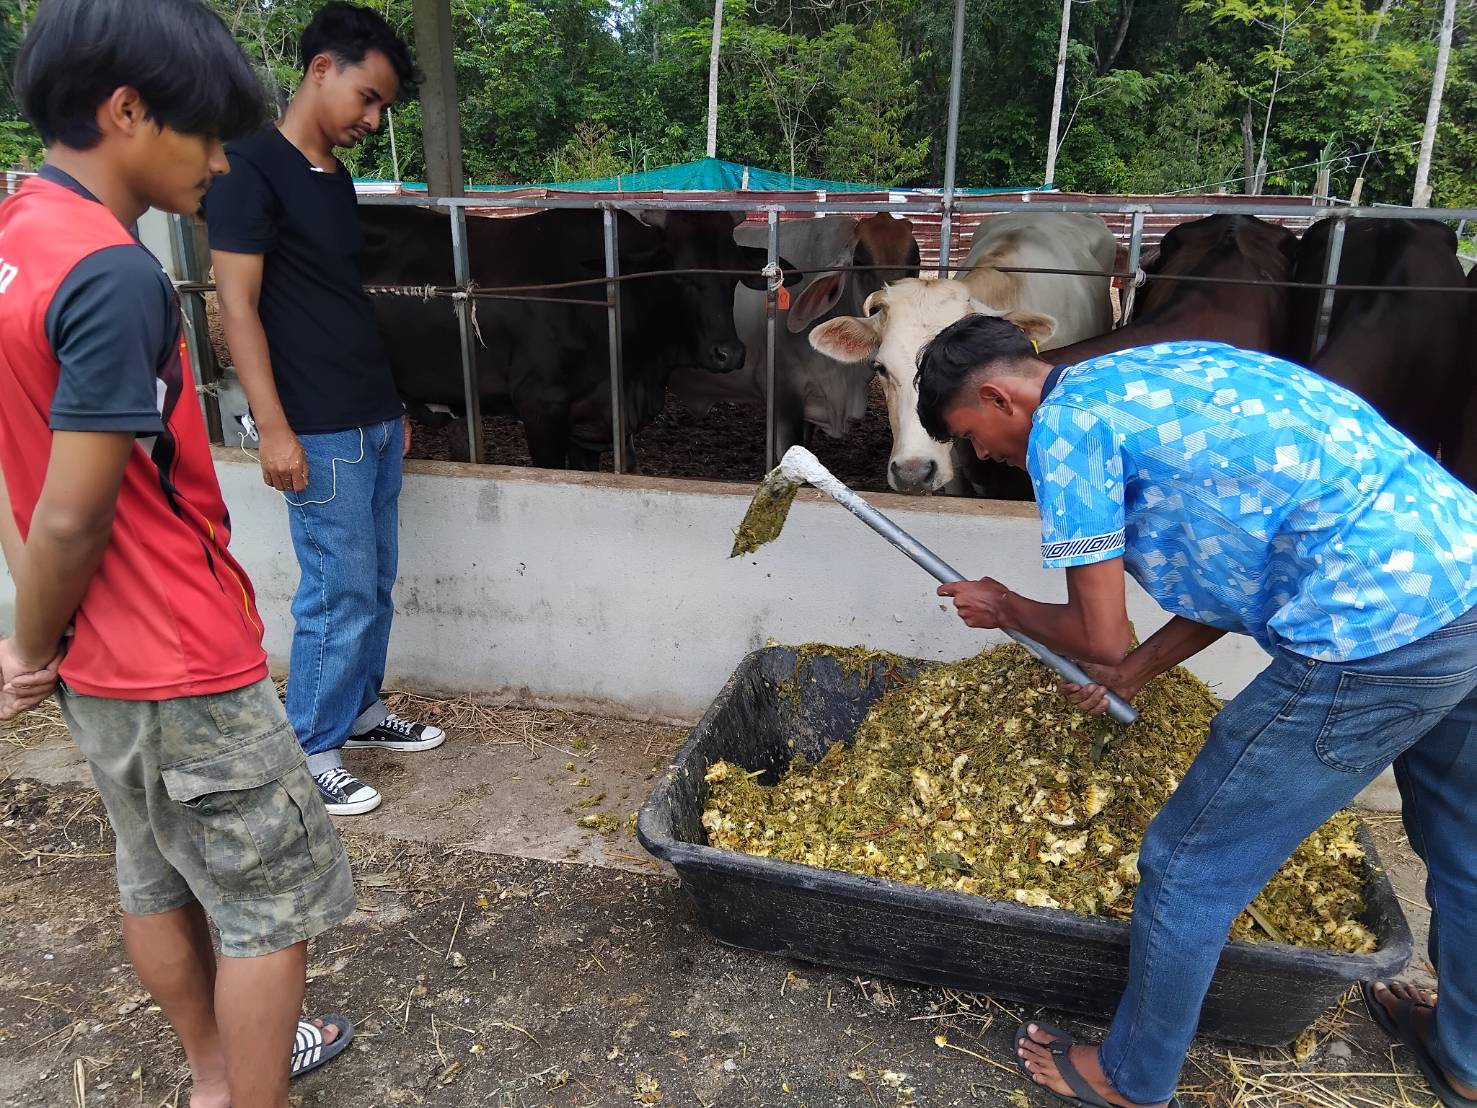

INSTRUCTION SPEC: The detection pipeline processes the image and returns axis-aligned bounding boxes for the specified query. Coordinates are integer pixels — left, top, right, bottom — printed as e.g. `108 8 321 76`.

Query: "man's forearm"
1119 616 1226 689
998 592 1133 666
219 302 290 434
13 518 111 663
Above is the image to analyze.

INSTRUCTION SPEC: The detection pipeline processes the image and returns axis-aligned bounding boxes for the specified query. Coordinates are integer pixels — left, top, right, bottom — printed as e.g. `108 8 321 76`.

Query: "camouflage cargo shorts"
58 678 356 958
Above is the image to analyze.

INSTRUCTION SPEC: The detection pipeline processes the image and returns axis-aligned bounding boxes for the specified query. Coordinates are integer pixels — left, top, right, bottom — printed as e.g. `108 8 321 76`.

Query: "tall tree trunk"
1413 0 1455 206
1044 0 1073 186
1370 0 1395 42
1098 0 1135 75
706 0 724 159
1242 107 1258 194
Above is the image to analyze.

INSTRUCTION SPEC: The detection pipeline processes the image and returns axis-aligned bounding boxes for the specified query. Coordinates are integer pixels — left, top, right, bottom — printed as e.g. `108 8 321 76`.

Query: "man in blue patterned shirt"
915 318 1477 1108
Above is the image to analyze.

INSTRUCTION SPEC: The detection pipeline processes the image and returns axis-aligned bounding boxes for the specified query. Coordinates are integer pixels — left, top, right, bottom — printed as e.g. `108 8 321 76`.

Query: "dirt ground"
0 697 1443 1108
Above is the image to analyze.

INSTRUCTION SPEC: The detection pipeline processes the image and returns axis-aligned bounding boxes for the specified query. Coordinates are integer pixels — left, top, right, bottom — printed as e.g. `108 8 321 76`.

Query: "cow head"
631 209 800 373
810 278 1055 494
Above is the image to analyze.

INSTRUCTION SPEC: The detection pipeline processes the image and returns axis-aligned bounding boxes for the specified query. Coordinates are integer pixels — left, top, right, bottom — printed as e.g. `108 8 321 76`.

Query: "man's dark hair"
300 3 419 94
16 0 266 150
915 314 1038 443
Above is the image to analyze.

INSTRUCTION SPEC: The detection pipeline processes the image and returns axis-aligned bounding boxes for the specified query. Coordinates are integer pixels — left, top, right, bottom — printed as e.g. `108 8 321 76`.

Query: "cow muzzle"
889 457 942 494
706 340 746 373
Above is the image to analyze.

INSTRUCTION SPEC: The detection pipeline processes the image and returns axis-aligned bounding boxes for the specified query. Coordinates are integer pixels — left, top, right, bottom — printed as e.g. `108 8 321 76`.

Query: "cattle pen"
5 162 1472 724
180 189 1477 472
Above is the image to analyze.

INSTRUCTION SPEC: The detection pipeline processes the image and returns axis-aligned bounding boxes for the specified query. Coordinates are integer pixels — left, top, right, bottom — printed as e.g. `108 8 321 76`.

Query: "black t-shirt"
203 127 401 434
39 166 174 437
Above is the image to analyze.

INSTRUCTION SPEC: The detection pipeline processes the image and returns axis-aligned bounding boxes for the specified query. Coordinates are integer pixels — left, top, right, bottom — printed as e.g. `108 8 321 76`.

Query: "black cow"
1454 265 1477 490
1290 217 1469 461
359 204 798 469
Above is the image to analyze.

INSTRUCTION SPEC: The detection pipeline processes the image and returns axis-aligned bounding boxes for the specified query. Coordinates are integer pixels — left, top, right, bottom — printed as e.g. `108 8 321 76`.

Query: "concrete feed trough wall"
242 455 1272 718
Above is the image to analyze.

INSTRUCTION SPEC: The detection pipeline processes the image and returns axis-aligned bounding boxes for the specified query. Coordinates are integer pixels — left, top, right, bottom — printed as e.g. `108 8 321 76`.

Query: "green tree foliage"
822 21 930 184
0 0 1472 204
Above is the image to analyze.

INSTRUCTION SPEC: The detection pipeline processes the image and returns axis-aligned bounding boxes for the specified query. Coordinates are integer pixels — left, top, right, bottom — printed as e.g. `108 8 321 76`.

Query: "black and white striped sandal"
290 1015 353 1079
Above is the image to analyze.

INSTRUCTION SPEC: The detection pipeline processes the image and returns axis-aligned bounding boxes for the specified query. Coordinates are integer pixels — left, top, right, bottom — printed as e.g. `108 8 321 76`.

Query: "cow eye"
870 361 888 380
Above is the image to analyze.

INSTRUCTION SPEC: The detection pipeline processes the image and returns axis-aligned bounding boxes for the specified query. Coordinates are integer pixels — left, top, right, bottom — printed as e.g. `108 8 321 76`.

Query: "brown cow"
1290 217 1469 463
1049 214 1300 365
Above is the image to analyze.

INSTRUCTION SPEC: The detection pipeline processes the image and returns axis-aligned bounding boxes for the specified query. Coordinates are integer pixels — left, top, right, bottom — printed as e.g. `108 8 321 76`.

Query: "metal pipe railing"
449 207 485 463
603 208 626 474
764 210 781 471
354 191 1477 223
1312 218 1348 356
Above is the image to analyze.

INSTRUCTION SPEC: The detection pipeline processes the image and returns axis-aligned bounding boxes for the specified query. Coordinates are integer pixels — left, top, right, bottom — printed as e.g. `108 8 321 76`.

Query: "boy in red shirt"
0 2 355 1104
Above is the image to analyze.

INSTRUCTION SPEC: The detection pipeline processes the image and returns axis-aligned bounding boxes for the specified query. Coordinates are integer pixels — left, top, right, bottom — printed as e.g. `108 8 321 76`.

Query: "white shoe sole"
343 732 446 753
322 792 382 816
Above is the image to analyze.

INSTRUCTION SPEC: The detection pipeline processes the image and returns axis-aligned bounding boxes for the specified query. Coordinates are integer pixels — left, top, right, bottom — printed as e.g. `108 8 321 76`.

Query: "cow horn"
862 290 887 317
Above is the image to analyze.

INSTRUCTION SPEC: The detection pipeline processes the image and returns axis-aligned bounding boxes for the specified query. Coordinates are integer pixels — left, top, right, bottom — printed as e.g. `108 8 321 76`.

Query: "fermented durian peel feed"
703 643 1375 954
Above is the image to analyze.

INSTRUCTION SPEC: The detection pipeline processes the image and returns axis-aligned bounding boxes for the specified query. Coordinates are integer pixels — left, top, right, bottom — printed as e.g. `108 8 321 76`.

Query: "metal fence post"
169 214 223 444
937 0 967 277
1118 210 1146 327
603 208 626 475
1312 217 1347 356
765 210 780 470
449 207 485 463
1125 210 1145 274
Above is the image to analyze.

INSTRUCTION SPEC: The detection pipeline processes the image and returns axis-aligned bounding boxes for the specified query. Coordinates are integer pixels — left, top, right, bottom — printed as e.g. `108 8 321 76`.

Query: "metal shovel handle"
829 487 1140 727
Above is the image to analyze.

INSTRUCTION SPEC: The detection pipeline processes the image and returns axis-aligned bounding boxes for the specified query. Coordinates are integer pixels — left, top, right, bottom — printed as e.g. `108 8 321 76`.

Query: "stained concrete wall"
213 453 1271 721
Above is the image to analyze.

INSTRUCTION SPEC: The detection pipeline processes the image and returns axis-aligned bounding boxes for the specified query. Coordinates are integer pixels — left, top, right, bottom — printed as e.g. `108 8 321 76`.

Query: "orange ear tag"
776 284 791 310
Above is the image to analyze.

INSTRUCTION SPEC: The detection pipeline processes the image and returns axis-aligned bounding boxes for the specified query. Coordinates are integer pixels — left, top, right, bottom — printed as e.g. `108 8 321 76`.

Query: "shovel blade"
731 468 805 557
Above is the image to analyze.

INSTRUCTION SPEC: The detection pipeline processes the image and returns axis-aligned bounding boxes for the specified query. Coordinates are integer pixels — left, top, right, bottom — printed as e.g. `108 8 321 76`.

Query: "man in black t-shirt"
206 3 443 816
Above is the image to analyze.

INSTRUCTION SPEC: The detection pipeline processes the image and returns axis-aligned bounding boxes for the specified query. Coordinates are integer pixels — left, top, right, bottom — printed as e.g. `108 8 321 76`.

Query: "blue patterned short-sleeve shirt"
1026 341 1477 662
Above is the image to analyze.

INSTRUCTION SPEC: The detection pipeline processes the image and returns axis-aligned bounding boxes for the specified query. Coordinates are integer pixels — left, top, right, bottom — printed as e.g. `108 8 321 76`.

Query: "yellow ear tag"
776 284 791 311
1031 338 1040 354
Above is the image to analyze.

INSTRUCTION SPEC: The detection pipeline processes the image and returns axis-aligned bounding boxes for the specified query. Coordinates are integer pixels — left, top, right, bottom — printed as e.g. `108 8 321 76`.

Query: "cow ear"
786 272 847 333
810 315 881 364
1005 309 1059 344
634 209 667 230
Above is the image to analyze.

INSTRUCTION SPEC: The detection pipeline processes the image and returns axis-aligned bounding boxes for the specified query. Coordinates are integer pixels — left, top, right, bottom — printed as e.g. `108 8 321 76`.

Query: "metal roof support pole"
937 0 967 277
765 210 780 470
413 0 465 197
450 207 484 463
1125 211 1145 273
168 214 223 444
1118 210 1145 327
1312 217 1346 356
604 208 627 474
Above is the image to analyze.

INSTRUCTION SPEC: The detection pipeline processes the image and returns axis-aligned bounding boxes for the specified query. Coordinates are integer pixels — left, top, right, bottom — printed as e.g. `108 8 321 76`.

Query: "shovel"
732 446 1139 728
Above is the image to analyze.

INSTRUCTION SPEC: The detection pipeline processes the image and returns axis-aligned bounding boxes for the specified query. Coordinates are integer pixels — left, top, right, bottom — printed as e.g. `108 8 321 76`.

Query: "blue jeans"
1099 604 1477 1104
282 418 403 771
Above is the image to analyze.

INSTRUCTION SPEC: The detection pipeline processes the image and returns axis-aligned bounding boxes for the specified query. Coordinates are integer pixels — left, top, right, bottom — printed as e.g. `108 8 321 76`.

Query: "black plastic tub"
637 646 1413 1047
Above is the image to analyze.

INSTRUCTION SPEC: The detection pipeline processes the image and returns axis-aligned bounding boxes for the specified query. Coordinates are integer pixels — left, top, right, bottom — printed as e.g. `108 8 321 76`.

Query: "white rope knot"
762 261 783 292
1120 268 1148 327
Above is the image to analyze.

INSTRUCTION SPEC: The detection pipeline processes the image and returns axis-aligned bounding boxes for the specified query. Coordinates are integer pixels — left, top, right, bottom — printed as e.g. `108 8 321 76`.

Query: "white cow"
668 214 920 454
810 212 1115 494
